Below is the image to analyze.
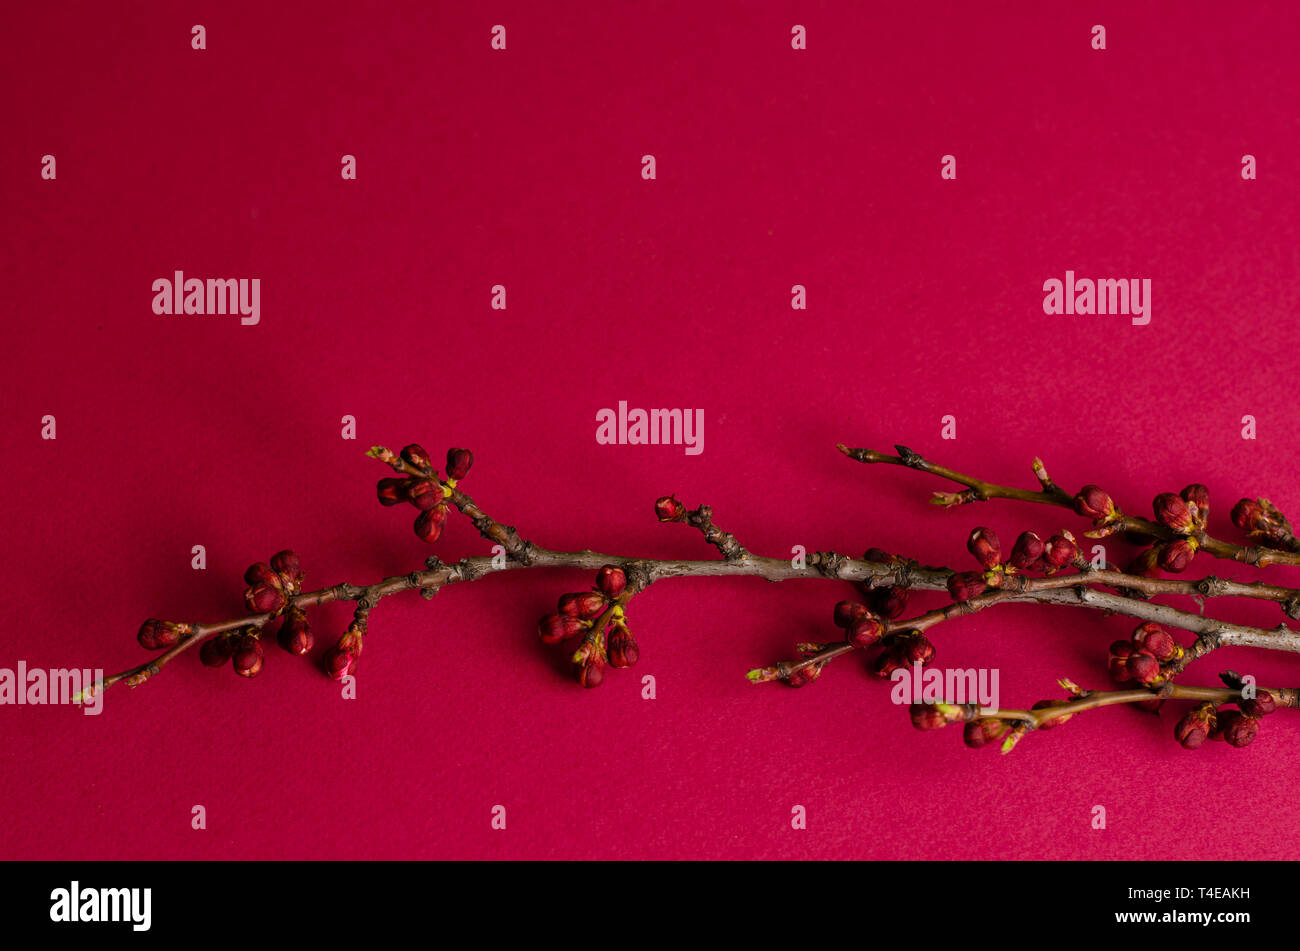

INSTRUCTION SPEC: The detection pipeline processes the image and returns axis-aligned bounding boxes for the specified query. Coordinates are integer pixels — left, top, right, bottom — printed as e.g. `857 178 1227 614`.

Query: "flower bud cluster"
1107 621 1184 692
243 550 305 616
1175 690 1277 750
1130 485 1210 575
1231 497 1295 551
946 527 1079 602
537 565 635 687
376 445 473 544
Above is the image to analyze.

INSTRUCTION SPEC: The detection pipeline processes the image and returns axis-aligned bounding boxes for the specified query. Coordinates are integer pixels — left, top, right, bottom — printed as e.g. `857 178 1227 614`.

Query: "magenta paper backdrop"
3 2 1300 860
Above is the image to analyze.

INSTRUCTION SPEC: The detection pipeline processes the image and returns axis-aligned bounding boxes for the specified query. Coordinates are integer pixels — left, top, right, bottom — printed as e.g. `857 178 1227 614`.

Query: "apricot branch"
91 439 1300 755
839 443 1300 569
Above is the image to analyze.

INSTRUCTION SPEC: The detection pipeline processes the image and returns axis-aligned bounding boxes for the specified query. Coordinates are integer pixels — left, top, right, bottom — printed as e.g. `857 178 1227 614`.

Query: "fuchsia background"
3 1 1300 860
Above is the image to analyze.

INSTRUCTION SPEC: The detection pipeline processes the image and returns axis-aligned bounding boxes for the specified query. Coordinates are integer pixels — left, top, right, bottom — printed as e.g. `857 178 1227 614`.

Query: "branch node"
623 560 654 593
891 560 916 589
1195 576 1230 597
894 444 925 469
455 558 489 583
814 552 848 579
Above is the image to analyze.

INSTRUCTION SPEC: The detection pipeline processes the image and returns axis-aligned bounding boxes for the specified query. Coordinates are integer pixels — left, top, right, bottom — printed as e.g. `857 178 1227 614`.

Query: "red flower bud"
137 618 189 650
376 477 410 506
1233 498 1271 533
1125 648 1162 686
407 478 444 511
445 448 473 481
232 633 264 678
1108 640 1134 682
414 503 449 543
963 718 1009 748
245 584 287 615
1240 690 1276 718
323 627 363 680
244 561 288 612
1180 484 1210 526
871 646 907 678
909 704 947 731
654 495 687 522
558 591 609 619
847 617 886 649
947 571 987 602
1042 534 1077 571
867 585 909 619
1032 699 1072 729
322 646 354 680
199 633 234 667
1157 538 1197 573
909 702 964 731
1134 696 1164 713
1154 492 1195 534
784 664 823 687
1219 709 1258 748
833 601 872 629
966 527 1001 570
400 443 433 472
575 657 604 688
1174 703 1216 749
1231 497 1294 547
1232 498 1263 531
276 607 313 656
243 562 281 589
1130 622 1160 646
595 565 626 598
899 632 935 666
1130 548 1161 578
270 549 303 587
1132 623 1177 662
538 613 586 644
607 624 639 668
1073 485 1115 521
1008 532 1045 571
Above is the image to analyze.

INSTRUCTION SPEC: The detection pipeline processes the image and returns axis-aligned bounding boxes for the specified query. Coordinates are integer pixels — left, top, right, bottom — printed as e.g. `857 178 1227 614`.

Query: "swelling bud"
137 619 191 650
1153 492 1195 534
595 565 627 598
538 613 586 645
966 527 1001 570
445 448 473 481
655 495 687 522
232 633 264 678
1073 485 1116 521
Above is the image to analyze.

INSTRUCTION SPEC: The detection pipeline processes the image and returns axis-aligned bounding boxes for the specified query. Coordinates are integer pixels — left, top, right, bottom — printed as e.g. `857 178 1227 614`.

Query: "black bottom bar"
7 860 1271 939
